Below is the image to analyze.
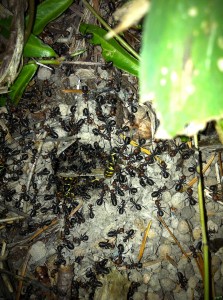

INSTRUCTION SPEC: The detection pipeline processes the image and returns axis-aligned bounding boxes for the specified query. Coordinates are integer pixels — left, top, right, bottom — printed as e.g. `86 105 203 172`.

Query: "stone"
180 206 196 219
160 277 176 292
212 255 221 275
146 292 160 300
207 220 218 233
37 67 52 80
178 220 190 234
193 227 202 240
158 244 172 258
188 276 199 289
170 193 185 210
29 241 46 263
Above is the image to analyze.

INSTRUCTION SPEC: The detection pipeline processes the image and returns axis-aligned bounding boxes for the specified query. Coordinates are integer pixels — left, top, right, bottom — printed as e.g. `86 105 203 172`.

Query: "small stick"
62 61 103 66
218 152 223 179
26 132 47 192
158 216 190 261
187 154 215 188
0 241 13 293
27 218 58 243
117 259 162 270
194 253 204 281
0 216 25 223
166 254 178 268
138 220 152 261
16 251 30 300
27 200 83 243
0 269 52 292
0 203 28 217
119 134 163 164
69 200 83 218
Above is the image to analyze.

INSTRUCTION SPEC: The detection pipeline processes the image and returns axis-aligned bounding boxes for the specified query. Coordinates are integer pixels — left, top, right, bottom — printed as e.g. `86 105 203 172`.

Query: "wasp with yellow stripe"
104 152 117 178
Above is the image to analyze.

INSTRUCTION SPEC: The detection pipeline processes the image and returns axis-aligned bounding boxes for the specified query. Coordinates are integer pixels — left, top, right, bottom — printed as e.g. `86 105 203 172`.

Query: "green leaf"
23 34 56 57
140 0 223 138
32 0 73 35
80 23 139 76
9 64 38 104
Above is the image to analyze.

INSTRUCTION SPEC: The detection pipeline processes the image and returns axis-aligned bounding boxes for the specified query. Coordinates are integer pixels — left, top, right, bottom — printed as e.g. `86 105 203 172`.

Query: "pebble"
184 262 195 278
146 292 160 300
150 276 161 292
176 232 191 243
188 275 199 289
30 241 46 263
207 220 218 233
143 273 151 284
212 255 221 274
68 74 79 87
180 206 196 219
170 193 185 210
221 262 223 277
214 269 221 281
158 244 172 258
37 67 52 80
192 226 202 240
177 220 190 234
171 218 179 229
173 291 187 300
160 278 176 292
75 68 96 80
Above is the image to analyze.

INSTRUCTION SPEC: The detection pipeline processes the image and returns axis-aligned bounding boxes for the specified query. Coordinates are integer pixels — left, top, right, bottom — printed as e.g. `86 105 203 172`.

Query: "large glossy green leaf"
23 34 56 57
32 0 73 35
140 0 223 138
80 23 139 76
9 64 38 104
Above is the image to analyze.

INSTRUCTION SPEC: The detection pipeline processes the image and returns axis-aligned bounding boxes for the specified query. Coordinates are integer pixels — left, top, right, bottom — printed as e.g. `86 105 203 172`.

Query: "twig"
194 134 210 300
61 61 103 66
0 241 13 294
26 132 47 192
27 218 58 243
0 269 52 292
16 251 30 300
157 216 190 262
138 220 152 261
69 200 83 218
165 254 178 268
218 152 223 179
119 134 163 164
0 216 25 223
0 203 28 217
186 154 215 188
82 0 140 60
26 200 83 243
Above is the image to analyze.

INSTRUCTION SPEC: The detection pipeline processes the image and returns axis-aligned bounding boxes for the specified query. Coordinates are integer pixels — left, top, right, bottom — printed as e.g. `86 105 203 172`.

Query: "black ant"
88 204 95 219
123 229 134 242
185 188 197 205
189 245 198 258
154 200 165 216
158 161 169 178
177 271 188 290
175 175 186 192
130 198 142 210
151 186 167 199
107 227 124 237
118 200 126 214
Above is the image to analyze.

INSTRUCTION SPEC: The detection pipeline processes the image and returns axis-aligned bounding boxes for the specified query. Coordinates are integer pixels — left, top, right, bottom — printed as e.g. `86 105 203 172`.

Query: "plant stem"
82 0 140 61
194 134 210 300
24 0 35 43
